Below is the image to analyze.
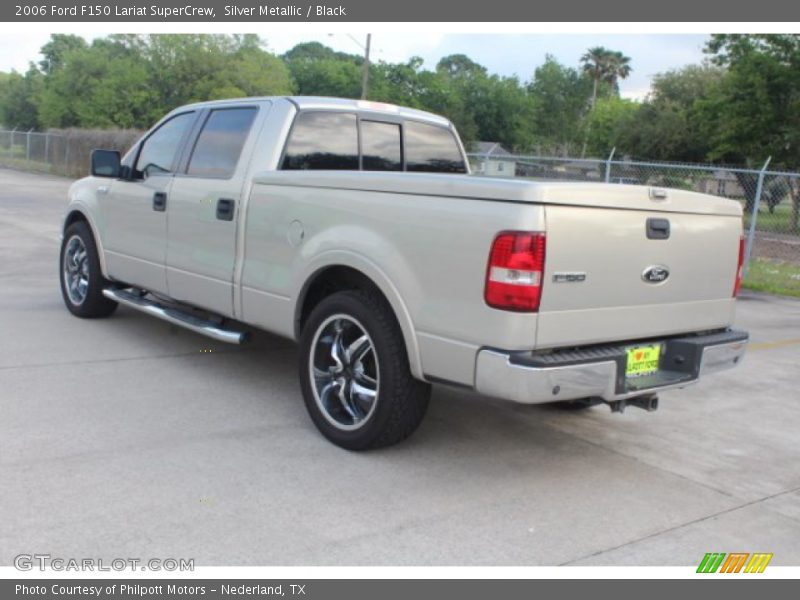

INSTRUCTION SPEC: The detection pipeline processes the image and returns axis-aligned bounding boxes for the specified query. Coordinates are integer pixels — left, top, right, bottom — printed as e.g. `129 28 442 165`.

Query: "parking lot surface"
1 167 799 566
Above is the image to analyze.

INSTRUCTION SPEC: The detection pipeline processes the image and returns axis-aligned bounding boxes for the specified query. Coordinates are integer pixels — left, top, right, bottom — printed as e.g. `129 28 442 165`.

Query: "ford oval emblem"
642 265 670 283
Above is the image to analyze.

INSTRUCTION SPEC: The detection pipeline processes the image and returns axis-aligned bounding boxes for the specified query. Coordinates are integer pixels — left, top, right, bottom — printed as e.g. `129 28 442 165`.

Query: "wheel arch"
63 207 109 278
294 262 423 380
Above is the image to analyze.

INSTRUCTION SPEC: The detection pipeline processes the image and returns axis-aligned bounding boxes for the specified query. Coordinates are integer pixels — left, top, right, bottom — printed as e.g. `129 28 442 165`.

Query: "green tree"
702 34 800 230
0 71 10 125
39 34 87 74
284 42 361 98
33 34 294 129
436 54 487 79
527 56 592 155
620 65 723 162
584 96 640 157
37 38 154 128
289 58 362 98
141 35 293 114
371 57 427 106
222 36 295 98
580 47 632 156
1 66 43 129
701 34 800 167
283 41 362 64
467 74 536 151
435 54 534 151
416 69 477 143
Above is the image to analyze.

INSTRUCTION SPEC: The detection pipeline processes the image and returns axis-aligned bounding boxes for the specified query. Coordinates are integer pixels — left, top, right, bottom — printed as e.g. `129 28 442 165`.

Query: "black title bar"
4 0 800 21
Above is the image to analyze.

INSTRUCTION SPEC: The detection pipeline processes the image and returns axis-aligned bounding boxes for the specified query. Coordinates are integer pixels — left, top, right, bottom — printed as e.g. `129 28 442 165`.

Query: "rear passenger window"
404 121 466 173
187 107 257 178
282 112 358 170
361 121 402 171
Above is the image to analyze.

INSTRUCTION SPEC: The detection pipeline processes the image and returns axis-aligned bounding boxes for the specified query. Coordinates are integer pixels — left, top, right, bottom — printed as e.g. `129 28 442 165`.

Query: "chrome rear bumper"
475 329 748 404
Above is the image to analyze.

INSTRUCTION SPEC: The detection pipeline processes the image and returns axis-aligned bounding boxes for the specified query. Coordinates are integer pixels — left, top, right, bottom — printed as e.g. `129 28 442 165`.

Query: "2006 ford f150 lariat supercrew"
60 96 749 449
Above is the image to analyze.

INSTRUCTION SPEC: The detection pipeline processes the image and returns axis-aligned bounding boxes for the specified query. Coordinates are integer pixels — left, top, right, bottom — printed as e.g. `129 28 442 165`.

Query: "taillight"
733 235 746 297
485 232 546 312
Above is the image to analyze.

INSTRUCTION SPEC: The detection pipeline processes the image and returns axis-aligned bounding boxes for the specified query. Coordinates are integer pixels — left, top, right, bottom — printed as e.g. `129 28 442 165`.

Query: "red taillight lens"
485 232 546 312
733 235 746 297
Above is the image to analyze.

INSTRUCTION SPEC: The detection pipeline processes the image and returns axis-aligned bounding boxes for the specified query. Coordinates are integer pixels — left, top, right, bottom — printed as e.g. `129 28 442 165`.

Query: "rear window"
281 112 359 170
187 107 257 178
405 121 466 173
361 121 402 171
280 111 466 174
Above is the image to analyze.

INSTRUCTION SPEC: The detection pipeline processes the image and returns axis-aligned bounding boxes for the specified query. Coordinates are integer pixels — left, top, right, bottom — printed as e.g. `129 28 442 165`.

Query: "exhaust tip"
606 394 659 413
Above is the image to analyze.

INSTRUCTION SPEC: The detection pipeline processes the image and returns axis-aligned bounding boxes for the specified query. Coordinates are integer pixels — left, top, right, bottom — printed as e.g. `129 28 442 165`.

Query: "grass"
743 202 800 235
0 155 59 175
0 147 68 176
743 257 800 298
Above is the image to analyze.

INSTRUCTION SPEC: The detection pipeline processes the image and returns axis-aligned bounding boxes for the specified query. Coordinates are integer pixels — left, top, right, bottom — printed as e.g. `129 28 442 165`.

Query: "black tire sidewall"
298 291 416 450
60 221 116 318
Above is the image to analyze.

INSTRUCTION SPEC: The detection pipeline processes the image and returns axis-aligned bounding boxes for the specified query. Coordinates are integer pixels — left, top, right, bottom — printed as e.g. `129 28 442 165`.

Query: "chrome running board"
103 288 248 344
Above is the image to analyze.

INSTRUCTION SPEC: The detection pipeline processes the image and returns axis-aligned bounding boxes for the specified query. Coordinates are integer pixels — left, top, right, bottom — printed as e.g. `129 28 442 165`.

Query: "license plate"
625 344 661 378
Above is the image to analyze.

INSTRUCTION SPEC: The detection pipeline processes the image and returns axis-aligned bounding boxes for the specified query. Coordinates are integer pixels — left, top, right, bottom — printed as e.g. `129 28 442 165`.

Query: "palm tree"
603 51 632 92
580 47 632 109
579 47 632 157
580 46 612 111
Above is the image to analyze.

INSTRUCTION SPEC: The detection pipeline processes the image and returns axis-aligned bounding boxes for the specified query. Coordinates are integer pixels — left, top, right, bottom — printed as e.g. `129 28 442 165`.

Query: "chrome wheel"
63 234 89 306
309 314 379 431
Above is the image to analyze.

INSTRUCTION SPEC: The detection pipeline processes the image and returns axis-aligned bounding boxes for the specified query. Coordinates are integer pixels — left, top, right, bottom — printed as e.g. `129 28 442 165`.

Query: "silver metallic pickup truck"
60 96 748 449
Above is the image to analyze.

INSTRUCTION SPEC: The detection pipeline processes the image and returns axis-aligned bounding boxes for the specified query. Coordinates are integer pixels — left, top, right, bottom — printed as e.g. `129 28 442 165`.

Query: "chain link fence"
0 128 797 285
469 151 800 279
0 127 141 179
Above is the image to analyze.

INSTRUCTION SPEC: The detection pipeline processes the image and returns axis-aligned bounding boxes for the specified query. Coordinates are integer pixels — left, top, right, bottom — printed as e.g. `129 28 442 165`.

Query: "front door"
101 111 197 295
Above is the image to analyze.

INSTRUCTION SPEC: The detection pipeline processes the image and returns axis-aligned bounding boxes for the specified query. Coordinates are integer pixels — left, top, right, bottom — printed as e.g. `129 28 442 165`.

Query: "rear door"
165 105 261 317
536 188 743 349
102 111 197 295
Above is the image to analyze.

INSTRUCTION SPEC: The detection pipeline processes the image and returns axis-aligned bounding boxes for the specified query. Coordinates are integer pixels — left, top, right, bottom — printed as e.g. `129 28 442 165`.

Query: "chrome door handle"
97 186 109 195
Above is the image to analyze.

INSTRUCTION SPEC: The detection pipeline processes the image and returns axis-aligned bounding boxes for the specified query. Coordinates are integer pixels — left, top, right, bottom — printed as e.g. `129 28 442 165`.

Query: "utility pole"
330 33 373 99
361 34 371 100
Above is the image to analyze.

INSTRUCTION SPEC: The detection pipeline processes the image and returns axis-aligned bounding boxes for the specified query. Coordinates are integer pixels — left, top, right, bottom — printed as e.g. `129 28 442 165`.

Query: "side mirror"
90 149 121 178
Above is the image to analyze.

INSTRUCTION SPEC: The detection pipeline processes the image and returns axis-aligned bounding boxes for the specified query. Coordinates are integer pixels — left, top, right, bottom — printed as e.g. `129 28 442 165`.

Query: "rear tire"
60 221 118 318
298 289 431 450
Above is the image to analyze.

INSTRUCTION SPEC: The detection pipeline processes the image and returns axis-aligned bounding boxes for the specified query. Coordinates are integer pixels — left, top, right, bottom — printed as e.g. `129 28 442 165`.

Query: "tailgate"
536 189 743 349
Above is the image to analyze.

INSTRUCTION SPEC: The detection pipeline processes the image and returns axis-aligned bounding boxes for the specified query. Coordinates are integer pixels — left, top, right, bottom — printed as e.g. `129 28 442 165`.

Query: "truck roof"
179 96 452 127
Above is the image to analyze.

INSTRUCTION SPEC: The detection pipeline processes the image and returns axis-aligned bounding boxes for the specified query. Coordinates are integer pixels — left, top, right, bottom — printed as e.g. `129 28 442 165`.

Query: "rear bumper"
474 329 748 404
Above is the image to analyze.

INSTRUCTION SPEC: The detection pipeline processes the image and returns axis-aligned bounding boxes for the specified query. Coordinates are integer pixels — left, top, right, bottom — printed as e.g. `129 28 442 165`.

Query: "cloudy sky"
0 32 710 100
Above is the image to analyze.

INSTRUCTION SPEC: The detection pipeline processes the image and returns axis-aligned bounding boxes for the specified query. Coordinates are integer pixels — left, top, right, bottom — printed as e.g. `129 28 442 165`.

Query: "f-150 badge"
553 272 587 283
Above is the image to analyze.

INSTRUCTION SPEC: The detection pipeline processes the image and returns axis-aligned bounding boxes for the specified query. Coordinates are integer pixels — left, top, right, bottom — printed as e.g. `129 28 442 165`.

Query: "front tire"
60 221 117 318
298 290 431 450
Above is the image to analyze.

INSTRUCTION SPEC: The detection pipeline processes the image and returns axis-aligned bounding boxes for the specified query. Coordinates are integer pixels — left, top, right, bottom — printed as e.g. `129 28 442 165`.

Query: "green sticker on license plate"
626 344 661 377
